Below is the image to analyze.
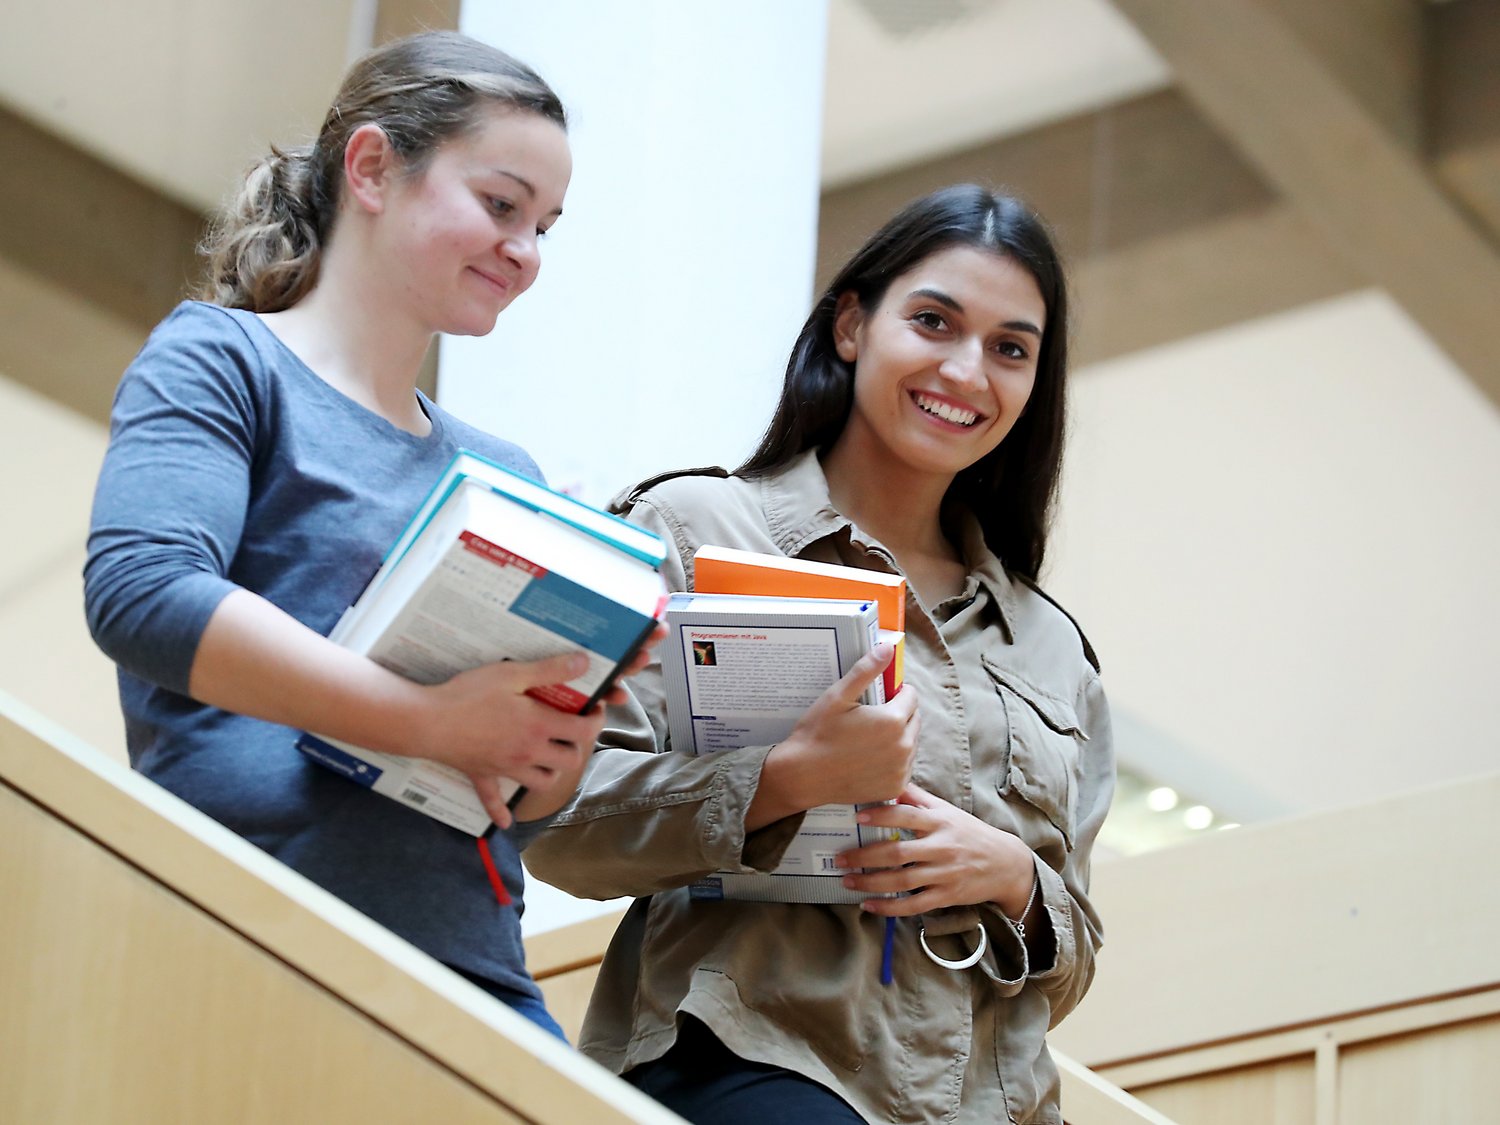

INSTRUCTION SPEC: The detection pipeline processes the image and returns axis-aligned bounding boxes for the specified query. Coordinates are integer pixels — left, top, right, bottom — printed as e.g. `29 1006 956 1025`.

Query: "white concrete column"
443 1 829 933
443 0 829 503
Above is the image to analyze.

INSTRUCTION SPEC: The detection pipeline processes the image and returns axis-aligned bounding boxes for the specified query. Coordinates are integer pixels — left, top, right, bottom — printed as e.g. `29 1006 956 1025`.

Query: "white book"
300 476 666 836
658 592 899 903
331 449 666 645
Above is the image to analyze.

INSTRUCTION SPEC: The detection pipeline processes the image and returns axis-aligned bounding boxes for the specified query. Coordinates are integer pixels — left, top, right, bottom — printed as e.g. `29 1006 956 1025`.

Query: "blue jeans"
446 964 569 1042
624 1017 864 1123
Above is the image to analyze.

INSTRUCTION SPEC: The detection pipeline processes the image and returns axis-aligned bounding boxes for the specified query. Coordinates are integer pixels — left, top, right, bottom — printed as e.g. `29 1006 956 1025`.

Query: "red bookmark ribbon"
476 836 513 906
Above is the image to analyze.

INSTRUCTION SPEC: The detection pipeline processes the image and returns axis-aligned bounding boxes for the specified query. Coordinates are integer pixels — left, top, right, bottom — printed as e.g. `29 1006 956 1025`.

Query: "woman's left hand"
837 782 1036 917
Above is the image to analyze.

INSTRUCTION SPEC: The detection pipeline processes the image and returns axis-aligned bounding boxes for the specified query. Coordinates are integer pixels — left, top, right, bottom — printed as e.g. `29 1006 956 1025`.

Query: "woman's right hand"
430 625 669 826
409 652 607 814
747 643 920 830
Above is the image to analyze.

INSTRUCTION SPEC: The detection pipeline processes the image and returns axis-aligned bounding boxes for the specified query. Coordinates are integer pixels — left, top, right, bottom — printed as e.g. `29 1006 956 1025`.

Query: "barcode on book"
821 857 840 872
402 789 429 806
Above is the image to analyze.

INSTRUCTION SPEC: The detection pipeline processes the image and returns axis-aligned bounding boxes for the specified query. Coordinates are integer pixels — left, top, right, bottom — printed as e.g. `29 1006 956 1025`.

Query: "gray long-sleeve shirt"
85 300 549 996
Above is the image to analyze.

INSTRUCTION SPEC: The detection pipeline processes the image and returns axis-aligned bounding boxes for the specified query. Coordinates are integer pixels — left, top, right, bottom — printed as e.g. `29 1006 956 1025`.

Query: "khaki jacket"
525 453 1113 1124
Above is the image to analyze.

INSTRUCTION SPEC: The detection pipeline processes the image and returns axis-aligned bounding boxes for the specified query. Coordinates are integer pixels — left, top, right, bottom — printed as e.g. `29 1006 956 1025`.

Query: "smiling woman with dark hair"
527 184 1115 1123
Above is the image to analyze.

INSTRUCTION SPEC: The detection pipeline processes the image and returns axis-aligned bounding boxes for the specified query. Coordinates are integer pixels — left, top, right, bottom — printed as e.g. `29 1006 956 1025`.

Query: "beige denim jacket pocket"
982 653 1085 853
681 903 878 1074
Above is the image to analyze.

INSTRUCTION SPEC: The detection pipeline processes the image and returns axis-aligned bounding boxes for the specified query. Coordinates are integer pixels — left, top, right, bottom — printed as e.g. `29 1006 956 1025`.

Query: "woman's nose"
502 230 541 286
938 339 984 388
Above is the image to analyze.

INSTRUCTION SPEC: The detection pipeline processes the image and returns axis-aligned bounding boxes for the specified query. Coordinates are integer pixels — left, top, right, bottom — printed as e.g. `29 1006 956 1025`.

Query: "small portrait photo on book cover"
692 640 718 667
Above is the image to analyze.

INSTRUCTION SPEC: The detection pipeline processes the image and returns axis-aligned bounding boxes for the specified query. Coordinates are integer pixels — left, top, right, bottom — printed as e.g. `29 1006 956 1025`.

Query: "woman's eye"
486 197 515 218
912 310 946 331
994 340 1029 360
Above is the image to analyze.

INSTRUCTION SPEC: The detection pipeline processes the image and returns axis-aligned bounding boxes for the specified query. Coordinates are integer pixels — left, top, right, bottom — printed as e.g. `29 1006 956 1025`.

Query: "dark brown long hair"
738 184 1071 580
198 31 566 313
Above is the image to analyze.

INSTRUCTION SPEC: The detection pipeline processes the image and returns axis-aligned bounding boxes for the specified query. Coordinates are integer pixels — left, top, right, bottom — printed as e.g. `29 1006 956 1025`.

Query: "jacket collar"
759 449 850 558
758 450 1018 637
957 510 1020 640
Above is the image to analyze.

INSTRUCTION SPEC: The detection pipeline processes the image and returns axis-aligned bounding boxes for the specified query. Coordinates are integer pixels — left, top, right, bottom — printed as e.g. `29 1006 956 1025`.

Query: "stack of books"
659 547 909 903
298 450 669 835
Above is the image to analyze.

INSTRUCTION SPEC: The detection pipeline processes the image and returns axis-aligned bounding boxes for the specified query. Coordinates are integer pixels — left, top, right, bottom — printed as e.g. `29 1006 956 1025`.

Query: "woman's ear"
343 123 398 214
832 291 863 363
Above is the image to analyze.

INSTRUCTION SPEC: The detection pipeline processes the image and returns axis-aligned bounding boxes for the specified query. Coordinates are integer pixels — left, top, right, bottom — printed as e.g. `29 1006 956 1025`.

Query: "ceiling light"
1146 786 1179 812
1183 805 1214 830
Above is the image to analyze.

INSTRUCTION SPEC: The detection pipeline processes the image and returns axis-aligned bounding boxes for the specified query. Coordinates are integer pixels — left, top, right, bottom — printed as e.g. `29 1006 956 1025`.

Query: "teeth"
914 393 978 427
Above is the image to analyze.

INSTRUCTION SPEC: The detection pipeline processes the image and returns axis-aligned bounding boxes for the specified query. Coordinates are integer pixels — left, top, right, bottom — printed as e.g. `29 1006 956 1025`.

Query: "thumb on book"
509 650 590 690
832 642 893 705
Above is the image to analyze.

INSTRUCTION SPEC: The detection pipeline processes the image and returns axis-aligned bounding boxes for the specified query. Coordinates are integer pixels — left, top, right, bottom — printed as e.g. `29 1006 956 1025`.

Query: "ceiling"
0 0 359 215
0 0 1170 210
10 0 1492 398
823 0 1170 186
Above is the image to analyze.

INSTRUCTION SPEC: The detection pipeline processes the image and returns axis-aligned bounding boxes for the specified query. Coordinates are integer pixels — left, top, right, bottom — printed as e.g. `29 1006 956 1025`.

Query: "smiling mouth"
470 268 512 295
911 391 981 427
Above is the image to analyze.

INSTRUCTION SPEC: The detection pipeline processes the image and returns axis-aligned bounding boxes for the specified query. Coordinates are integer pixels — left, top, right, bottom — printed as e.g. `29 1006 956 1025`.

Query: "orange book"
692 545 906 697
693 545 905 631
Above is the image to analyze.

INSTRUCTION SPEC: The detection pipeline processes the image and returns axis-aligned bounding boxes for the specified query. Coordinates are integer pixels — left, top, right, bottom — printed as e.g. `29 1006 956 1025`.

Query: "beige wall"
0 371 122 760
0 0 358 214
1050 288 1500 816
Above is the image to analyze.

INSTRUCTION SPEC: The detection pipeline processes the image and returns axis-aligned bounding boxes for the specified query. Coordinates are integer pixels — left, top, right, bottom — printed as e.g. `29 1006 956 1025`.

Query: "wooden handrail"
0 691 683 1124
0 682 1202 1125
1055 1052 1181 1125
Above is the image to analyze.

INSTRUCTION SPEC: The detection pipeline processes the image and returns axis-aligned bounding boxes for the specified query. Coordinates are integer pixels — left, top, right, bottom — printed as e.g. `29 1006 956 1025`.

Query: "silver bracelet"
1007 875 1039 939
918 923 989 970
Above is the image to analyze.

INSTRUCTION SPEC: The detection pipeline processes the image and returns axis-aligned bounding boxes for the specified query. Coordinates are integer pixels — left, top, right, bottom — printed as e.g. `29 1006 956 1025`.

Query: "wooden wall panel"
0 782 522 1125
1337 1015 1500 1125
1130 1057 1316 1125
536 965 604 1047
1049 774 1500 1065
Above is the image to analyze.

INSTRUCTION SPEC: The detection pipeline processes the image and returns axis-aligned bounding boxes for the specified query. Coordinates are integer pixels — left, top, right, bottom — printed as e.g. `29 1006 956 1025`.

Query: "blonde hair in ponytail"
199 31 566 312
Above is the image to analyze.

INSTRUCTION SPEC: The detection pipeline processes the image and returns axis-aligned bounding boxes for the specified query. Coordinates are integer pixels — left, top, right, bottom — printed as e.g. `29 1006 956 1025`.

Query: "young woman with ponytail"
85 31 629 1037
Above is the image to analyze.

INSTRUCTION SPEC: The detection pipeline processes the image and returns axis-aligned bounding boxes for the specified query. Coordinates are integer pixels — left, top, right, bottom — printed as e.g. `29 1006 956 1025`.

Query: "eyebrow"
492 168 536 197
488 168 564 218
908 286 1043 338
